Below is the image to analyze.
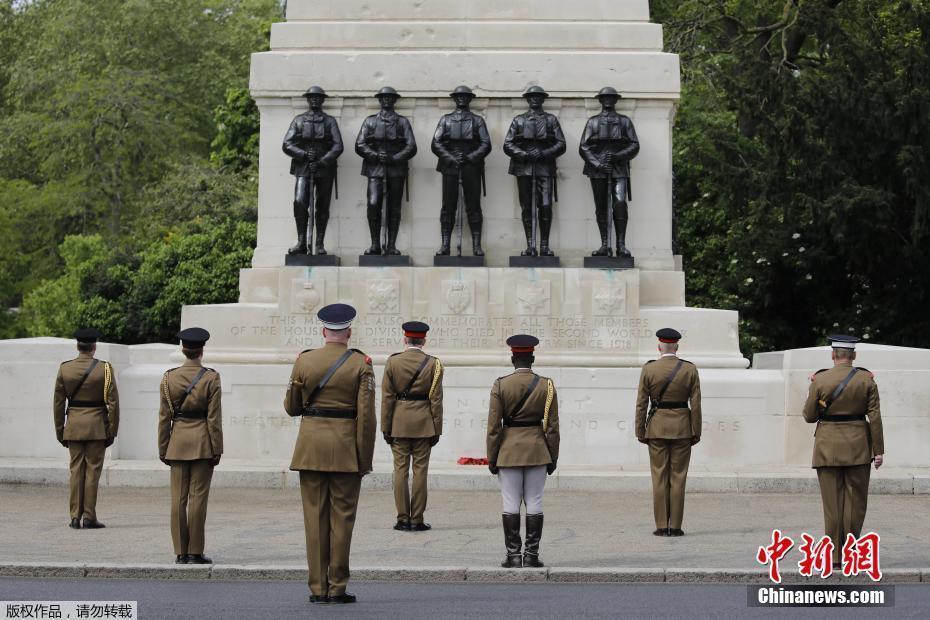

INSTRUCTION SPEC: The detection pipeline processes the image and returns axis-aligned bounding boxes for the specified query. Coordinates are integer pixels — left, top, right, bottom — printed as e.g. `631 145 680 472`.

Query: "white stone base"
4 339 926 470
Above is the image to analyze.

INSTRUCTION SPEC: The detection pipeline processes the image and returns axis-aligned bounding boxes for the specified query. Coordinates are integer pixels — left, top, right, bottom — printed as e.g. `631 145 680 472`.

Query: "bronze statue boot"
288 204 309 255
384 218 401 255
523 513 545 568
592 233 612 257
501 513 523 568
520 244 538 257
471 231 485 256
364 213 381 255
615 220 632 258
436 234 451 256
314 228 327 256
539 241 554 257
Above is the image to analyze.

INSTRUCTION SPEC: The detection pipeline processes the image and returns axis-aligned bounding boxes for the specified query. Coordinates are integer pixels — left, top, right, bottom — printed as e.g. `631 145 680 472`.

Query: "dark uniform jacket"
380 348 443 439
802 365 884 468
284 342 377 473
282 111 344 178
158 359 223 461
431 110 491 175
355 111 417 178
486 369 560 467
634 356 702 440
579 111 640 179
502 111 566 177
53 354 119 442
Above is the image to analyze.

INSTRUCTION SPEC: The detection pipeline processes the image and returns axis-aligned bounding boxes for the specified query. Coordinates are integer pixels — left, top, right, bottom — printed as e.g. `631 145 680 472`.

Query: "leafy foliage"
658 0 930 354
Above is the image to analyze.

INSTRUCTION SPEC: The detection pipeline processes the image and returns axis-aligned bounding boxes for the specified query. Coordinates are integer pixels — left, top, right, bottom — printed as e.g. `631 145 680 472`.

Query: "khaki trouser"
68 440 106 520
391 438 432 525
170 460 214 555
648 438 692 530
817 464 871 563
300 471 362 597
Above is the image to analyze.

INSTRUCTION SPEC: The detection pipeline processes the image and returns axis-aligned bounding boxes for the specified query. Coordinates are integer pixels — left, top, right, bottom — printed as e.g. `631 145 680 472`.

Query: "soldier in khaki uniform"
53 328 119 529
634 328 701 537
381 321 443 531
802 334 884 566
158 327 223 564
487 335 560 568
284 303 376 605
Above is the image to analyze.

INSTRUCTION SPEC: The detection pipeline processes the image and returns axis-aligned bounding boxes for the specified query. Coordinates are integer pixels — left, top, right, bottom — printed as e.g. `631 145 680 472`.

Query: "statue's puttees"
579 87 640 258
355 87 418 256
503 86 566 257
431 86 492 257
282 86 344 256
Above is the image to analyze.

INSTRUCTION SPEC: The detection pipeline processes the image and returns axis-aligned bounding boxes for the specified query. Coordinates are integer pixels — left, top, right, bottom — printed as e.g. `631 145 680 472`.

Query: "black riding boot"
288 202 308 255
592 205 611 256
524 513 545 567
501 513 523 568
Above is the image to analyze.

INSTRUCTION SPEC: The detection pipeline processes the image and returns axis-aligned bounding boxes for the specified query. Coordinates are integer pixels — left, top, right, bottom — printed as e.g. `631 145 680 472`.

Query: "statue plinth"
284 254 340 267
584 256 634 269
433 256 485 268
509 256 561 268
359 255 412 267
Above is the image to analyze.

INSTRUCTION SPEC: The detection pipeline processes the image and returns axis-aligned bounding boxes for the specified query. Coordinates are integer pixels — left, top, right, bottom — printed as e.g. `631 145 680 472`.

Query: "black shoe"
69 518 80 529
668 528 684 537
328 593 357 604
186 554 213 564
308 594 329 604
175 555 188 564
393 520 411 531
523 554 544 568
410 522 432 532
82 519 105 529
501 554 523 568
653 528 669 536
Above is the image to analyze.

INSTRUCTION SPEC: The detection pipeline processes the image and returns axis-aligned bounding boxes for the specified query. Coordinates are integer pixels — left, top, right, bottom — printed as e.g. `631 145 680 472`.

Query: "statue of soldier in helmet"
579 86 640 261
431 85 492 259
355 86 418 258
282 86 344 257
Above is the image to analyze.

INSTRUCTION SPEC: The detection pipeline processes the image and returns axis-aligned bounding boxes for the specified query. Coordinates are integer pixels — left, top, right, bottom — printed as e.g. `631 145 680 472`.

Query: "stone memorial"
2 0 927 477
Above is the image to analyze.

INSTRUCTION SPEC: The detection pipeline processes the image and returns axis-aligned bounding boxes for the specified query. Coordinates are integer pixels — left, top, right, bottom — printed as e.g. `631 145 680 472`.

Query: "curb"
1 563 927 584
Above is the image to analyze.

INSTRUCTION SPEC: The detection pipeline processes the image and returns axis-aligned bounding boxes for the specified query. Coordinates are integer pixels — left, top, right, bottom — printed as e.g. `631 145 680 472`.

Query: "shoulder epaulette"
351 348 372 365
855 366 874 378
388 351 403 358
644 359 656 366
679 358 694 366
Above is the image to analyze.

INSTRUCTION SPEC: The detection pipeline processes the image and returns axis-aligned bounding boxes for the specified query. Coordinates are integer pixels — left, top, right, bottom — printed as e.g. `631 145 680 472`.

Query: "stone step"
285 0 652 23
1 459 926 494
270 21 664 52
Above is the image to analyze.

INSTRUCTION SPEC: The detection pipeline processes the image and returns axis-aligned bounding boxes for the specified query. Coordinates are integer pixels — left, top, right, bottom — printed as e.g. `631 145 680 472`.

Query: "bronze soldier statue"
431 86 492 257
282 86 344 256
503 86 566 257
53 328 119 530
579 87 640 258
355 87 417 256
802 335 884 568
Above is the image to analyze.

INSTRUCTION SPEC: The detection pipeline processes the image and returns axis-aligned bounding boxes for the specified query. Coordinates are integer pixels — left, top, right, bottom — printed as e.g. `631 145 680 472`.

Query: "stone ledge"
465 567 548 582
548 567 663 583
1 460 926 494
84 564 211 580
0 562 85 578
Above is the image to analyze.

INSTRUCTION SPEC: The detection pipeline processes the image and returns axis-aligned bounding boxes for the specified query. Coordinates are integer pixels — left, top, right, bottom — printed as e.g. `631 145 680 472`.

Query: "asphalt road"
1 578 928 619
